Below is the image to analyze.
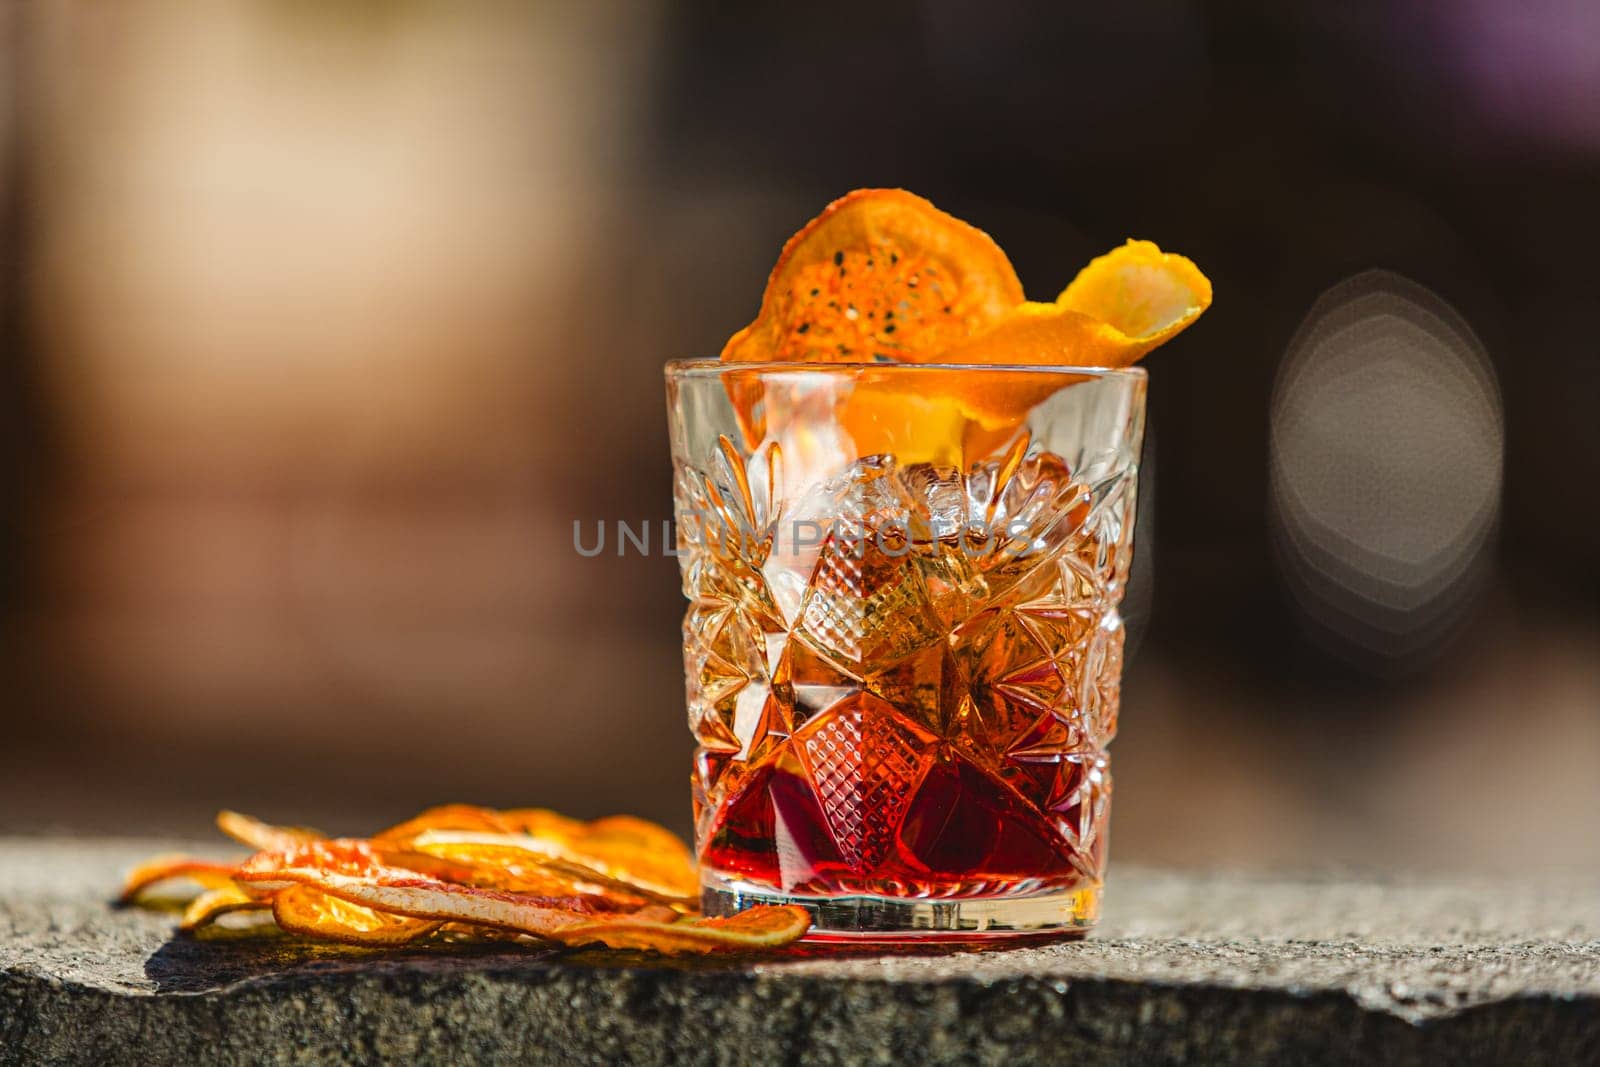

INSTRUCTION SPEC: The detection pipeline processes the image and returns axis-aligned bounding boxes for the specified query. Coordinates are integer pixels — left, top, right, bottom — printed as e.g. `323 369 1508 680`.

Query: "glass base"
701 876 1099 942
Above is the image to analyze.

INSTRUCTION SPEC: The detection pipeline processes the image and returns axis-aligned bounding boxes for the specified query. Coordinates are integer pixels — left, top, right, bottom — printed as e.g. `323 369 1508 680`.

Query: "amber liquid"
685 452 1125 902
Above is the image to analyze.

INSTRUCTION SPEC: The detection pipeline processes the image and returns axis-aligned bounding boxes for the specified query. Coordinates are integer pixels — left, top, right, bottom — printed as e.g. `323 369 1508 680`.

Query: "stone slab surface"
1 837 1597 1065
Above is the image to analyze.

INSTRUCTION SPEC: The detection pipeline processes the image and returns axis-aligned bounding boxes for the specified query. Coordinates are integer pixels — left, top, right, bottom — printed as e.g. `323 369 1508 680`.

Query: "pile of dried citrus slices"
720 188 1211 463
120 807 808 955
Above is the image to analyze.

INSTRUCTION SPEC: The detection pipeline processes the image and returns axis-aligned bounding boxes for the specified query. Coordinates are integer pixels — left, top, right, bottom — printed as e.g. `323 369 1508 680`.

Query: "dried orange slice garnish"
947 240 1211 368
718 192 1209 465
895 241 1206 457
721 188 1024 365
1056 238 1211 357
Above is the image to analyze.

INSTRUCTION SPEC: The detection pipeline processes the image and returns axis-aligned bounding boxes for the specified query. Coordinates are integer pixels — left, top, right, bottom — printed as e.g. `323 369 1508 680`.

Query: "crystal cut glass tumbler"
666 360 1146 939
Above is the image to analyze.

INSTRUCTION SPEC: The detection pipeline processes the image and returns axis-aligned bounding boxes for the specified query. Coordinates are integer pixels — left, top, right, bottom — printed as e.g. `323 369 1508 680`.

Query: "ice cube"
765 456 920 627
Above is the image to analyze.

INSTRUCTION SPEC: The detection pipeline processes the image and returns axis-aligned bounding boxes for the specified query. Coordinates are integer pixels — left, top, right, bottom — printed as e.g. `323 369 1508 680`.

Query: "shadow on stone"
142 931 557 994
140 924 989 991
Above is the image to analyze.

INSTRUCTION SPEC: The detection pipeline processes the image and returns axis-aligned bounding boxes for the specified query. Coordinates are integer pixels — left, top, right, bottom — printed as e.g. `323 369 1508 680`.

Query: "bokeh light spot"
1269 270 1503 669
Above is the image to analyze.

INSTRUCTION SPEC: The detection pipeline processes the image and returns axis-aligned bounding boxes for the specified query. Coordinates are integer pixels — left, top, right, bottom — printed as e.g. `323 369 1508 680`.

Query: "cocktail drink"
668 191 1208 938
669 363 1142 937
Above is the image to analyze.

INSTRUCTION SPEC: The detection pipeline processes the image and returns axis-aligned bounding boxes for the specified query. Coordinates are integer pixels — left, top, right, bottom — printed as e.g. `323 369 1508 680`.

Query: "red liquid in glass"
686 459 1123 900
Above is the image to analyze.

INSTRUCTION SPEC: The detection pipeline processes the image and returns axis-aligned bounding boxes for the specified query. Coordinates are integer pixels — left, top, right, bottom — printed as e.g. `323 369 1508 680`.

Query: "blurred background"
0 1 1594 874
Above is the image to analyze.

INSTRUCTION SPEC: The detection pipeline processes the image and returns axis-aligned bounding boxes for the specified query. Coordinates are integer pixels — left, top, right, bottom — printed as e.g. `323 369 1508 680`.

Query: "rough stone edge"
3 962 1597 1067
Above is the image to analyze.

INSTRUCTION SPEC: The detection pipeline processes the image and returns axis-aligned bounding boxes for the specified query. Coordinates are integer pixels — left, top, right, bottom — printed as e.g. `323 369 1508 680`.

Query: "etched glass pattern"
667 362 1145 936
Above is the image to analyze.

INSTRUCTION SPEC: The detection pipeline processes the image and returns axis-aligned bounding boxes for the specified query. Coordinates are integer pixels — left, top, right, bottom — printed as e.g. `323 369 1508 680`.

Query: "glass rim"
665 358 1146 380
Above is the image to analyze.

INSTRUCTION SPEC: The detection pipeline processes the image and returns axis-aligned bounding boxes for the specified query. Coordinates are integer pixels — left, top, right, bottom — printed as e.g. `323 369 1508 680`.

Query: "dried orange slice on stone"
216 810 325 852
408 829 699 905
272 884 444 946
235 855 596 938
404 837 661 908
721 188 1023 365
554 904 812 954
180 885 271 931
371 803 536 842
119 806 819 956
119 856 242 903
372 805 699 903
